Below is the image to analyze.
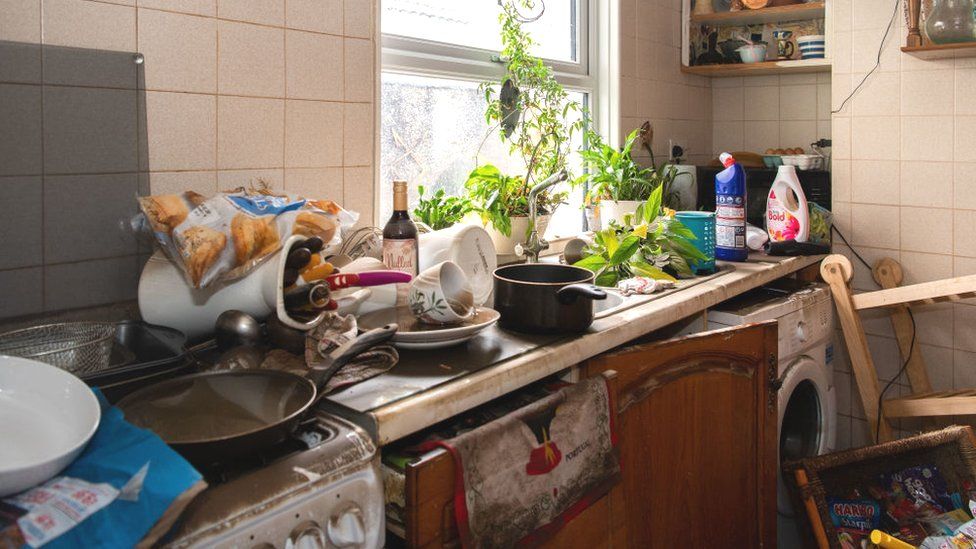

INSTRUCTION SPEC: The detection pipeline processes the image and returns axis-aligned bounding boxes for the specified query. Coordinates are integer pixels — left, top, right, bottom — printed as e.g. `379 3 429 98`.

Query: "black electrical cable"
832 0 901 114
832 226 918 442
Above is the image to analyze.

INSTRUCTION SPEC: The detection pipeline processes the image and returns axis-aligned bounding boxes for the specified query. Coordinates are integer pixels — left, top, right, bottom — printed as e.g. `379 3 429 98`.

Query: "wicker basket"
0 322 117 375
783 426 976 549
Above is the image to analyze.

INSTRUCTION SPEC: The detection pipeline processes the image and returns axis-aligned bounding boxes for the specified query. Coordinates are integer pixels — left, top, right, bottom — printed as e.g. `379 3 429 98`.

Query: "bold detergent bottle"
766 165 810 243
714 152 749 262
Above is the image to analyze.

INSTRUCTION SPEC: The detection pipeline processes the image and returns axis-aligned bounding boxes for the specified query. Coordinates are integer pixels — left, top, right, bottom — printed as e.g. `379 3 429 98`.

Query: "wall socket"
668 139 686 163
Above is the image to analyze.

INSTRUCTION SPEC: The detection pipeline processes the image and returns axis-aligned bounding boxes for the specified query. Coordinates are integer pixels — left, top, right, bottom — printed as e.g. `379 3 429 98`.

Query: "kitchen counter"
323 253 823 445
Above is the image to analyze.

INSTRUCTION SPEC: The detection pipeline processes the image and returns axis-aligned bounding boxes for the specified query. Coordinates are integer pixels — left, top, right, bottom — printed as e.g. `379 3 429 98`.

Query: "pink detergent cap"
720 153 736 168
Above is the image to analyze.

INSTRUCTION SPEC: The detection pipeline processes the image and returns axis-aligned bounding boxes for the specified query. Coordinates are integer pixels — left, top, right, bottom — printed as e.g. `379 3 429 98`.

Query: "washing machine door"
777 355 835 515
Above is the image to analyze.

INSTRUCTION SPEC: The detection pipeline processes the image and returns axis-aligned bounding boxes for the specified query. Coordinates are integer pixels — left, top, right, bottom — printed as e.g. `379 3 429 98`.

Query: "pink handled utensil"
324 271 412 291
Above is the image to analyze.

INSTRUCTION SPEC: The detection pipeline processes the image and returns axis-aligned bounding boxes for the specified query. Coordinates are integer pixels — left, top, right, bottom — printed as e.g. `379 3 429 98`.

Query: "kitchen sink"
593 290 629 319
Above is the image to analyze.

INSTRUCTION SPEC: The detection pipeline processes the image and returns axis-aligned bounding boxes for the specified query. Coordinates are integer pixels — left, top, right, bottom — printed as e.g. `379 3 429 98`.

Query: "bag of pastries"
138 189 356 288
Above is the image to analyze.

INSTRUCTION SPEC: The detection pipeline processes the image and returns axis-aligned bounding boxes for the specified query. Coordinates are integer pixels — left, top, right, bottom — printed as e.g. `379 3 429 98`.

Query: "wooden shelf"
690 2 826 26
681 58 830 77
901 42 976 59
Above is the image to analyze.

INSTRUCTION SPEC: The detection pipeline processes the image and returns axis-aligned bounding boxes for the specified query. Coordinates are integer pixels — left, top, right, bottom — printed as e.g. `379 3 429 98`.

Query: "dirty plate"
357 307 500 349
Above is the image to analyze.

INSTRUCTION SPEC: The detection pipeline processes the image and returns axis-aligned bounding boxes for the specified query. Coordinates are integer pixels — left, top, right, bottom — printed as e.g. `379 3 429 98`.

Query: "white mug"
409 261 475 325
419 224 496 306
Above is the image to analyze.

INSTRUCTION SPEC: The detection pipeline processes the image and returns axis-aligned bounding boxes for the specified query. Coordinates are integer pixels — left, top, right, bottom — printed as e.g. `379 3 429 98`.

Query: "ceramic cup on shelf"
419 223 497 306
408 261 475 325
772 30 795 59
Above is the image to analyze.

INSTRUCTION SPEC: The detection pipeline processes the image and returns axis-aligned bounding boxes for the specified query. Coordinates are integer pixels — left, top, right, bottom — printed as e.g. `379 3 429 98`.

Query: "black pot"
493 264 607 334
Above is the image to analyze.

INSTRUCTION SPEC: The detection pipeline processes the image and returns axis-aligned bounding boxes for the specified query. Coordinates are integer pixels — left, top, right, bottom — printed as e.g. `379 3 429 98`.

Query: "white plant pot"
666 164 698 211
598 200 643 227
486 215 551 256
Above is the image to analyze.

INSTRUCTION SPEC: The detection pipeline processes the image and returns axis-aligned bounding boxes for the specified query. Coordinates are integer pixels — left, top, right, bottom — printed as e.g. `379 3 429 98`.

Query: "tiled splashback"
712 73 832 156
0 0 377 322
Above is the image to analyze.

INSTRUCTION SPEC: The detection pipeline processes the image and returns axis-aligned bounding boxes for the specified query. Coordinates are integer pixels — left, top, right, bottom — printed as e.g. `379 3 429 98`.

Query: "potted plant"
469 0 584 254
573 184 708 286
580 128 682 229
412 185 474 231
464 164 565 254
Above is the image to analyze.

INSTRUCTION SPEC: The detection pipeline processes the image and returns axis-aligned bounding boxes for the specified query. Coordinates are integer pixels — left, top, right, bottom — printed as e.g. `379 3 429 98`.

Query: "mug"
773 30 795 59
419 224 496 306
409 261 475 325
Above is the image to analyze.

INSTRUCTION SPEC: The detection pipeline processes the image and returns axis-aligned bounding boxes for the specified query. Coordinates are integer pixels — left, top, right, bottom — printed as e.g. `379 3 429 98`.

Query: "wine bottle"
382 180 419 276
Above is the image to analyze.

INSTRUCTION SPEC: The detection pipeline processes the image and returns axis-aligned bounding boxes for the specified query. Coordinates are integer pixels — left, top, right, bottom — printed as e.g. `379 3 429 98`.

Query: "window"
380 0 601 237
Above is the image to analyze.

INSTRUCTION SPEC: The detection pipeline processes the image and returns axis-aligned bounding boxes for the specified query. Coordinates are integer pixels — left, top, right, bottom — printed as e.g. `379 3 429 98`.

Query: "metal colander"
0 322 117 375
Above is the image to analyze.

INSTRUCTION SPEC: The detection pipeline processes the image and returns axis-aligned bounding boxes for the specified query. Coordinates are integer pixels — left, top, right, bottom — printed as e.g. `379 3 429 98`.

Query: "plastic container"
714 153 749 262
766 165 810 243
675 212 716 274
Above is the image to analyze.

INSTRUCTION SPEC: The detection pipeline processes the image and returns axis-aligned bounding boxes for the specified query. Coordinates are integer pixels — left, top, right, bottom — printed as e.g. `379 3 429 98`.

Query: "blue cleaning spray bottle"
715 152 749 262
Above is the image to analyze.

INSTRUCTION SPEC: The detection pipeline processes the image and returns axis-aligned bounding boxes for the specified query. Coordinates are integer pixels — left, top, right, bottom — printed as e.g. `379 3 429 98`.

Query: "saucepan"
493 264 607 334
116 325 396 466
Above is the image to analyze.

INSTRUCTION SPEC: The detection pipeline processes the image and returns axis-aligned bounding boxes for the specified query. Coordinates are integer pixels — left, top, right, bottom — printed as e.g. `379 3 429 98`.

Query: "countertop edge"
368 254 823 445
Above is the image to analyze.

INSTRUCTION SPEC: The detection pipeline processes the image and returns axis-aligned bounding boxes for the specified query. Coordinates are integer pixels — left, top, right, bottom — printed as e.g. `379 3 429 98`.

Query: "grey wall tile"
0 40 42 84
0 83 42 176
44 173 139 263
0 267 44 318
43 86 138 174
0 176 43 269
42 45 138 89
44 256 138 311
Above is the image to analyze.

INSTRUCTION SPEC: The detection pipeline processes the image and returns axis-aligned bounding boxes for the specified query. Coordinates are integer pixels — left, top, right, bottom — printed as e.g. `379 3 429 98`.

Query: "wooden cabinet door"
581 321 779 548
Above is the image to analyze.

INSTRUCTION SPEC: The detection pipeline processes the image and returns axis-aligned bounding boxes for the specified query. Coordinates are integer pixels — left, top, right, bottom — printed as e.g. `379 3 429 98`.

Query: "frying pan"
116 325 397 466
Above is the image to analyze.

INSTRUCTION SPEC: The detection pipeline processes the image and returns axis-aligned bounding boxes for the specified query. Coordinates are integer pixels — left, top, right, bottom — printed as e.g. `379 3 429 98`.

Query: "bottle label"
383 239 417 275
716 193 745 249
766 191 801 241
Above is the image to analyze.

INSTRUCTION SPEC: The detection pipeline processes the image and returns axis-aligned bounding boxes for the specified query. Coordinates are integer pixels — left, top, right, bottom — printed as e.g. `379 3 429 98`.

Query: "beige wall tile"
851 71 899 117
900 250 954 285
143 91 215 171
956 68 976 116
901 70 953 117
217 0 282 26
743 86 779 121
832 116 852 159
218 20 284 97
344 37 373 102
954 209 976 257
779 120 817 150
711 86 742 121
742 121 778 153
41 0 135 50
286 29 342 100
955 163 976 210
851 160 899 204
779 84 817 120
711 121 743 155
138 8 216 93
900 205 952 254
817 83 831 120
284 167 342 199
851 203 899 249
286 0 341 35
217 168 283 190
343 166 373 226
619 34 636 78
852 116 900 161
901 116 954 162
342 102 372 166
1 0 40 42
832 31 853 75
343 0 371 39
217 96 283 169
138 0 216 17
284 100 342 168
954 305 976 353
851 28 899 74
145 171 217 196
742 75 779 87
953 349 976 389
901 161 952 208
832 159 852 202
955 117 976 163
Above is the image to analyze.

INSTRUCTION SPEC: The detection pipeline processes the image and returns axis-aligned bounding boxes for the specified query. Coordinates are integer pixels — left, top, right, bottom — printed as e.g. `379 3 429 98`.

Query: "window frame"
377 0 611 233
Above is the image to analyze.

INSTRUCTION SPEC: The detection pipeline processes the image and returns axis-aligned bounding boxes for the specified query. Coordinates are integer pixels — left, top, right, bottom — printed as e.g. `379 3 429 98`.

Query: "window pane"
382 0 580 63
379 72 585 237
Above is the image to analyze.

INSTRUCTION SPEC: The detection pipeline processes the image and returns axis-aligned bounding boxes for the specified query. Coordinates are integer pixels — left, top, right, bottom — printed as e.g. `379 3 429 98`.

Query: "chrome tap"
516 169 568 263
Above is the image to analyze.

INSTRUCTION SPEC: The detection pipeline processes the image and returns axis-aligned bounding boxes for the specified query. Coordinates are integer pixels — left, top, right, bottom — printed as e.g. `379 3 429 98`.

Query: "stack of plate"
797 35 825 59
357 307 500 350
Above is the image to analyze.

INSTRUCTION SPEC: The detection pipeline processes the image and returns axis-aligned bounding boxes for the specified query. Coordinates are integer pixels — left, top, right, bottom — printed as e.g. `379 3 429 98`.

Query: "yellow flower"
663 207 676 218
632 223 648 239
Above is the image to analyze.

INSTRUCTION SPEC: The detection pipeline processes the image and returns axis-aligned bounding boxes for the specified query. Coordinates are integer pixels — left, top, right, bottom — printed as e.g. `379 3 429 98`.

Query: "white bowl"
0 356 100 496
737 44 767 64
797 34 825 46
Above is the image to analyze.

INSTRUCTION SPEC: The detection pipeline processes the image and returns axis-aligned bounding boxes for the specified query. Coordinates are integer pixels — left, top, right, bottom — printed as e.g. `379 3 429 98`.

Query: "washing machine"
678 279 836 548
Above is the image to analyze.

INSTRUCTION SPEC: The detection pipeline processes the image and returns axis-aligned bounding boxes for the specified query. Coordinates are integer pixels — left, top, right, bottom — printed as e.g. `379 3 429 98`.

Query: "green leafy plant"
579 128 683 205
465 164 565 237
477 0 584 201
574 185 708 286
412 185 474 230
